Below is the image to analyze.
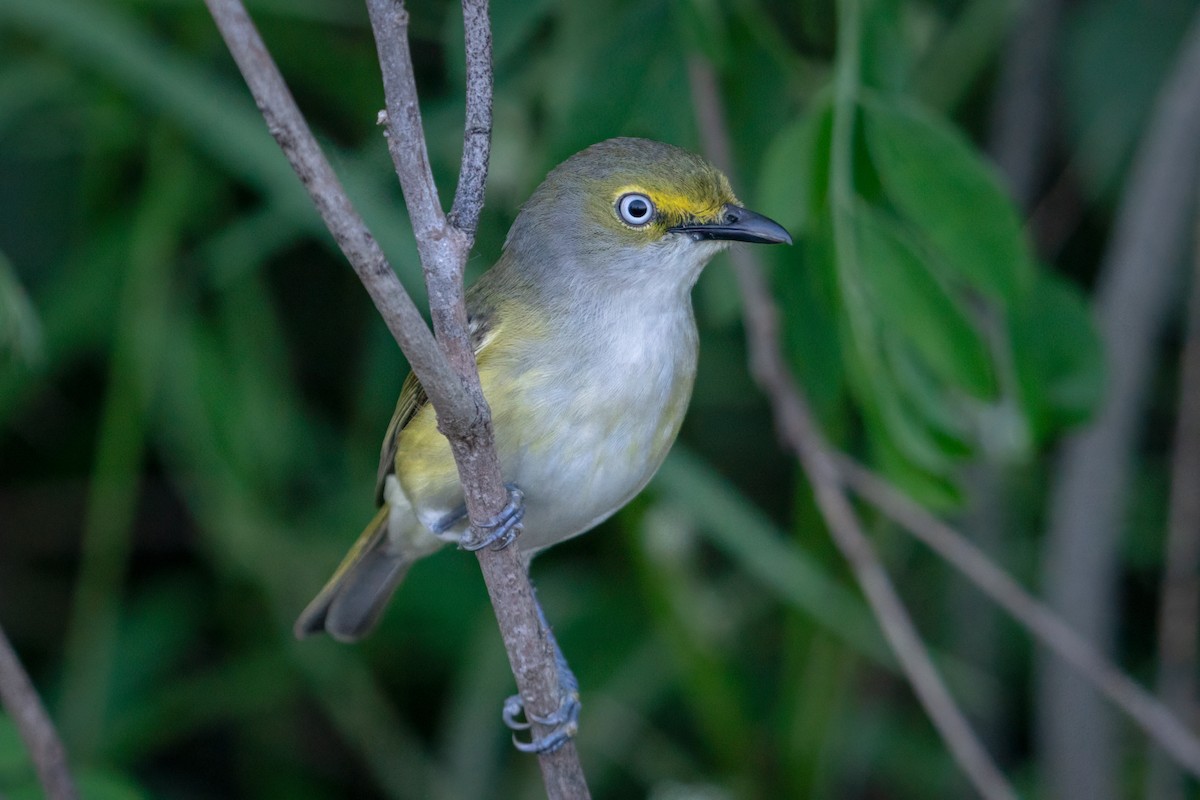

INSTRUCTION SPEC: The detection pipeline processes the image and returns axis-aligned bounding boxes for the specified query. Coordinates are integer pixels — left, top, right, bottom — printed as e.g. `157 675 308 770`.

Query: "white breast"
510 295 699 553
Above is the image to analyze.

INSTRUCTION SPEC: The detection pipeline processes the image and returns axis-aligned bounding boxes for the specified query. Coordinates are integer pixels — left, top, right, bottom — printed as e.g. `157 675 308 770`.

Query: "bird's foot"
460 483 525 552
502 668 581 754
502 597 580 754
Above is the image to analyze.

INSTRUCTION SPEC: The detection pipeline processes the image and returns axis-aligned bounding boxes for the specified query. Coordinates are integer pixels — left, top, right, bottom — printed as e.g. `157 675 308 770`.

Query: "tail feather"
294 504 412 643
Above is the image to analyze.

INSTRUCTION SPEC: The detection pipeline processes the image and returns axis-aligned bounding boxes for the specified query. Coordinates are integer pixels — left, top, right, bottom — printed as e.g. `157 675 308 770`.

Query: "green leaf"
1010 271 1105 439
869 423 963 510
880 332 974 454
853 204 996 398
861 96 1033 304
842 334 955 475
758 93 833 236
773 236 846 424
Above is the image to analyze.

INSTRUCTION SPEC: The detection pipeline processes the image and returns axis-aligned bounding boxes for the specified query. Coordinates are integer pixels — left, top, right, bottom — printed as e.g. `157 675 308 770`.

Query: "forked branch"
203 0 588 795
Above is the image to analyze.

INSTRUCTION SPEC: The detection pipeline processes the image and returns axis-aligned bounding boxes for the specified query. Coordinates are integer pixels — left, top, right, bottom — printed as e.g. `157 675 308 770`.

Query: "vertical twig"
1036 13 1200 800
687 56 1018 800
986 0 1063 211
1148 212 1200 800
0 624 78 800
363 2 589 793
203 0 589 794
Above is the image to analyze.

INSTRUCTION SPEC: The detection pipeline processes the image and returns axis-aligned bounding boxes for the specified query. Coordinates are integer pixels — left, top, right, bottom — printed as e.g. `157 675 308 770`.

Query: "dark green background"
1 0 1195 797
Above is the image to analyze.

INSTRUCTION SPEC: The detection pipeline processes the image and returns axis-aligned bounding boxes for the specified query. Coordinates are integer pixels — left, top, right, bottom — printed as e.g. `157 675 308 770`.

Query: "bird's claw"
503 690 582 754
460 484 525 552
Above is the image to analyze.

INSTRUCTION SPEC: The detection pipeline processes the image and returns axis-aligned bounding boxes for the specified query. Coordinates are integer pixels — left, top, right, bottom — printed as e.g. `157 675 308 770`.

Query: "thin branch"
449 0 492 234
691 28 1200 790
203 0 462 424
986 0 1063 211
1037 13 1200 799
204 0 589 795
0 624 78 800
362 0 479 399
363 1 589 793
1148 208 1200 798
688 57 1017 800
834 455 1200 777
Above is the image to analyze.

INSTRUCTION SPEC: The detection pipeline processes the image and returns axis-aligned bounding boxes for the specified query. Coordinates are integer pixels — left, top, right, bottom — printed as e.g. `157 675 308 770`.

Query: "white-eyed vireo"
295 137 790 751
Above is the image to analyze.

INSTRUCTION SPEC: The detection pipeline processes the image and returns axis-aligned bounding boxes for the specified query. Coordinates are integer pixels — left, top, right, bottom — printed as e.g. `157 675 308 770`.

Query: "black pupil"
627 198 648 219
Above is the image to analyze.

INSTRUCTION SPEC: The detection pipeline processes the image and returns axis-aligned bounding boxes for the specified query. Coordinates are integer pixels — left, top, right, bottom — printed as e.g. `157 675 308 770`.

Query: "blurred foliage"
0 0 1194 798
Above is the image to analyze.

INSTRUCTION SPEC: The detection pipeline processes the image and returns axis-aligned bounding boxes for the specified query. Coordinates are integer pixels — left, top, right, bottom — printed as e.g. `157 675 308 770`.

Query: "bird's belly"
508 364 693 553
398 307 698 553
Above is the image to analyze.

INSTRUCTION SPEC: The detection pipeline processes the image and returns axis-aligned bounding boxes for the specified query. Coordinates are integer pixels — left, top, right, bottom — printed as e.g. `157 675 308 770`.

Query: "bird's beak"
669 204 793 245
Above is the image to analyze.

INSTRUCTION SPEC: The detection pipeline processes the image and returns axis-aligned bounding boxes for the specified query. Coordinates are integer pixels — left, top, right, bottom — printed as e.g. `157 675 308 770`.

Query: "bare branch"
986 0 1063 211
834 455 1200 777
450 0 493 234
1148 210 1200 798
1037 14 1200 799
363 1 589 792
0 624 78 800
691 30 1200 790
205 0 589 794
202 0 465 424
688 58 1017 800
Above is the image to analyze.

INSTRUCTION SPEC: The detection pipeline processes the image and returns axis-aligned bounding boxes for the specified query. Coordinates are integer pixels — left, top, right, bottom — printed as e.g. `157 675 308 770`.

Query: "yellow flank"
610 183 736 228
392 296 550 510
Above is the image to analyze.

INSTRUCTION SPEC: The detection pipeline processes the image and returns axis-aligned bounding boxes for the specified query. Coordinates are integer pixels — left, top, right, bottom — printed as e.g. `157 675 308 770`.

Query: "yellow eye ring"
616 193 655 227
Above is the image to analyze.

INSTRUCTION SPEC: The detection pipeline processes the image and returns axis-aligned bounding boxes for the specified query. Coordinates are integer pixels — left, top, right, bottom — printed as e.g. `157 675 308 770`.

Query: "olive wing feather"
373 305 498 505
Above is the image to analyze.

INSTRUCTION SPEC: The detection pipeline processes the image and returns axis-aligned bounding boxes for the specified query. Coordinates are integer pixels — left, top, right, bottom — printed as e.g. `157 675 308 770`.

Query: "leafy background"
0 0 1196 797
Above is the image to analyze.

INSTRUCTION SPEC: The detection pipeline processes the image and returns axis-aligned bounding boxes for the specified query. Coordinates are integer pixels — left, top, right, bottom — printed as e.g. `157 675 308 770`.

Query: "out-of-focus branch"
986 0 1062 211
1148 212 1200 800
688 57 1017 800
1037 13 1200 800
833 455 1200 776
203 0 588 794
0 624 78 800
689 24 1200 791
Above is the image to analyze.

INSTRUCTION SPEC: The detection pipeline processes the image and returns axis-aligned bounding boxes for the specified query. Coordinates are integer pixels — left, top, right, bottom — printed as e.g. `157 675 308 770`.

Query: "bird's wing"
373 303 498 505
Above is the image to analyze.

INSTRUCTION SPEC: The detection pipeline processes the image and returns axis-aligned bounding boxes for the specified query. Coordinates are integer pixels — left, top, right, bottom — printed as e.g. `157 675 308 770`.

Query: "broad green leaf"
881 332 974 454
872 430 963 510
853 204 996 398
861 96 1033 304
758 93 833 236
1011 271 1105 439
774 237 846 424
860 0 910 93
843 336 955 475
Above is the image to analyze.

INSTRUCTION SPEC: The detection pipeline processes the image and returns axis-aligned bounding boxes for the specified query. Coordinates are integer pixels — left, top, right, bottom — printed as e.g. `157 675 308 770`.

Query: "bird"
294 137 791 752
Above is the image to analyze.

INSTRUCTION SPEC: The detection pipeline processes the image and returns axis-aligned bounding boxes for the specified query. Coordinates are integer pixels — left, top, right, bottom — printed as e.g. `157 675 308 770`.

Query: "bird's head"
502 138 791 292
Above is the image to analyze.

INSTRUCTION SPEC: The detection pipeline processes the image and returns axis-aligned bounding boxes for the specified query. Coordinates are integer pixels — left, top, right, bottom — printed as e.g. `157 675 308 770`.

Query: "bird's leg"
457 483 526 552
502 587 581 754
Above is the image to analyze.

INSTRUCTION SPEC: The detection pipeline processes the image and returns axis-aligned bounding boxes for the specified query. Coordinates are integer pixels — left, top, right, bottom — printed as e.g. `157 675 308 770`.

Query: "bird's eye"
617 193 655 227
